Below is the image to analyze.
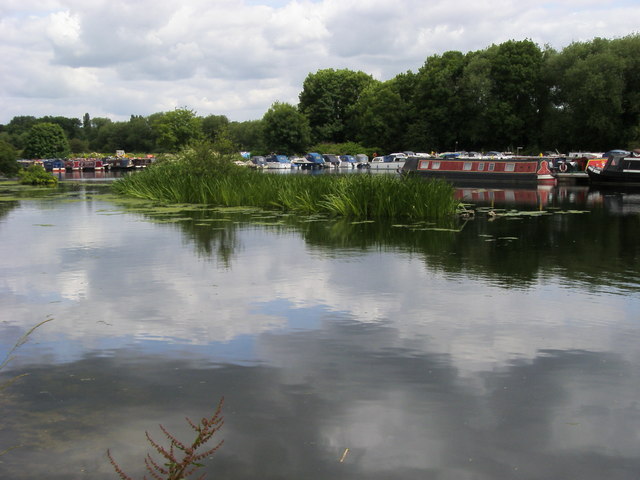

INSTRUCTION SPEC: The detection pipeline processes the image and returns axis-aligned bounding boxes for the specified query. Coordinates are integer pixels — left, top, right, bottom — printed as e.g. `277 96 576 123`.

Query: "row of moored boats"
20 156 156 172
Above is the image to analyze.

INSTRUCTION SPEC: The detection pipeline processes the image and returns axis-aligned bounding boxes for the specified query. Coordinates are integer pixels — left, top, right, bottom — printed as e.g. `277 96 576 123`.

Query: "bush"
17 164 58 186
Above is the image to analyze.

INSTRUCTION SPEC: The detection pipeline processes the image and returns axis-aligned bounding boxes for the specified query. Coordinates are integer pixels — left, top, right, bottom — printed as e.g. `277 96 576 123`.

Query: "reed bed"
112 161 459 221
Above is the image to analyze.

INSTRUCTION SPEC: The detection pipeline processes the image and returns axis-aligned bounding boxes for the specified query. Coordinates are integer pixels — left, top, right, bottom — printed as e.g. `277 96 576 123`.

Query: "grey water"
1 182 640 479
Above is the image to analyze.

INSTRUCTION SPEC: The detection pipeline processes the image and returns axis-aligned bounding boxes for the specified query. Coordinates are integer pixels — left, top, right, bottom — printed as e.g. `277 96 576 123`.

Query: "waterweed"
108 397 224 480
112 160 459 222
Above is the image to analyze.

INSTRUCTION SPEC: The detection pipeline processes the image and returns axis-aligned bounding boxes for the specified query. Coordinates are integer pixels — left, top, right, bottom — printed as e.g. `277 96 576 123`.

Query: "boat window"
505 163 515 172
463 162 472 171
418 160 429 170
626 160 640 171
478 162 485 171
432 161 441 169
488 163 495 171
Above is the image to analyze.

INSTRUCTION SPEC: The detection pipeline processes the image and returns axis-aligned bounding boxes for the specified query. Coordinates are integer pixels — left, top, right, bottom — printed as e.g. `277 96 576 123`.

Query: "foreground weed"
0 318 53 394
1 318 53 456
108 398 224 480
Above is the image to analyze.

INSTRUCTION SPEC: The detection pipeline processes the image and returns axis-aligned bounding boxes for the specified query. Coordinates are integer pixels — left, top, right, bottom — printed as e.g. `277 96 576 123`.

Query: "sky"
1 0 639 125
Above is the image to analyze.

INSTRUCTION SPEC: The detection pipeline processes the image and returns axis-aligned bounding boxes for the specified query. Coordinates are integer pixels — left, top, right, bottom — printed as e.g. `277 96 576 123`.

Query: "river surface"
1 180 640 479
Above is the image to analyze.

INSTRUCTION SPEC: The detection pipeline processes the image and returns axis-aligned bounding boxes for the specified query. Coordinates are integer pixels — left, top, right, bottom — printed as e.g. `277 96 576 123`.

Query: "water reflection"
1 183 640 479
2 326 639 479
118 186 639 292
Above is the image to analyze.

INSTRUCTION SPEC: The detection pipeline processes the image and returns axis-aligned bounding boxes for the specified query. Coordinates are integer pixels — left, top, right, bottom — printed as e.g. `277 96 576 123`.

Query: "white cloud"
0 0 639 123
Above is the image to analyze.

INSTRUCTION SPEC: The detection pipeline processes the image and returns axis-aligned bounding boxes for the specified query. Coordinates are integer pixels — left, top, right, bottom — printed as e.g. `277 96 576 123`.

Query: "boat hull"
586 154 640 185
401 156 556 184
369 161 405 170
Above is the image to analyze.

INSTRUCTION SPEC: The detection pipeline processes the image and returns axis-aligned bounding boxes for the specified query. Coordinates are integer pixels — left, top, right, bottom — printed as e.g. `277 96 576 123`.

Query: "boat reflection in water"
455 183 640 217
454 184 591 209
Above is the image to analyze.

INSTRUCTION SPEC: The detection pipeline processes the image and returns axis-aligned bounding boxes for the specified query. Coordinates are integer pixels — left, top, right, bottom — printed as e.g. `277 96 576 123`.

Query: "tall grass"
112 160 459 221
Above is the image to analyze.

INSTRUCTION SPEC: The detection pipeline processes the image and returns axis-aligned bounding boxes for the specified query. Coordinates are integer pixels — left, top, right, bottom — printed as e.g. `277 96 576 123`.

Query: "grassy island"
112 147 459 221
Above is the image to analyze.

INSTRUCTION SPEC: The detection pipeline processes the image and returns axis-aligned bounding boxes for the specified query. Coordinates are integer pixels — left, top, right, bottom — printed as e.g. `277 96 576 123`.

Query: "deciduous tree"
299 69 375 144
23 123 70 158
0 139 19 176
262 102 311 153
151 108 202 152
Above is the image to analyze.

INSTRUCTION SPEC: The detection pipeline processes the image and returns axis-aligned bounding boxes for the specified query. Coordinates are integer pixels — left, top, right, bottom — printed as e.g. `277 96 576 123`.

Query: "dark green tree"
350 79 410 152
228 120 264 154
87 117 114 151
546 37 626 150
412 50 470 151
39 116 82 140
151 108 202 152
23 123 70 158
125 115 155 152
5 116 37 150
92 121 127 152
201 115 230 143
459 48 495 149
298 68 375 143
262 102 311 153
0 139 19 176
486 40 546 149
82 113 91 140
69 137 89 154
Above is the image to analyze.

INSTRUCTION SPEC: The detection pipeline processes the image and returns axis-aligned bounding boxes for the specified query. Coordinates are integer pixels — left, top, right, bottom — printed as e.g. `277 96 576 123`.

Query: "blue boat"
42 159 65 172
304 152 326 168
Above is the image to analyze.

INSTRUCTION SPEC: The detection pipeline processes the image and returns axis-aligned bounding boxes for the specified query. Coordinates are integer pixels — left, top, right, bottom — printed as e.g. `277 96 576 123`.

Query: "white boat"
369 153 407 170
265 154 292 169
338 155 358 168
355 154 369 168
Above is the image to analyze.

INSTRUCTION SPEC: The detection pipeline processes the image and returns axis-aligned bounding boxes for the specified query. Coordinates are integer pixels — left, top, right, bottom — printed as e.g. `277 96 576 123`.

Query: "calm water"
1 181 640 479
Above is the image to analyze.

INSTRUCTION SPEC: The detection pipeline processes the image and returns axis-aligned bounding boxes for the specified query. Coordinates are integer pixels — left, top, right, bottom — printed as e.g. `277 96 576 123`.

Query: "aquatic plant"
17 164 58 186
112 159 459 221
108 398 224 480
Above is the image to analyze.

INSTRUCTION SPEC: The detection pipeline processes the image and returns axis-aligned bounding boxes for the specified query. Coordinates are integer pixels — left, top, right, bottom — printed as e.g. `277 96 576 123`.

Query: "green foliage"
22 123 70 159
39 115 82 140
308 141 376 157
262 102 311 153
228 119 264 154
69 137 89 154
299 68 376 143
487 40 545 148
151 108 203 152
350 80 409 152
0 140 19 176
545 35 639 150
201 115 230 143
171 139 243 177
17 164 58 186
413 50 471 151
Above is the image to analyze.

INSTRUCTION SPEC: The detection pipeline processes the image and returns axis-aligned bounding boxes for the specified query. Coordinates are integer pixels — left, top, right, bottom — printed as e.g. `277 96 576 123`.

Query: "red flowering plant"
108 397 224 480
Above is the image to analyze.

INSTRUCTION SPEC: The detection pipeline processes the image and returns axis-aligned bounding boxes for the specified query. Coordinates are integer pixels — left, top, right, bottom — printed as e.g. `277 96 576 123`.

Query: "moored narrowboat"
65 159 82 171
401 155 556 184
586 150 640 185
43 159 65 173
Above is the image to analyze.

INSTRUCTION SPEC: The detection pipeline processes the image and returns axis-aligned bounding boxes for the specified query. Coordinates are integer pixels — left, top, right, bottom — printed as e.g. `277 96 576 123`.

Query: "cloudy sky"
1 0 639 124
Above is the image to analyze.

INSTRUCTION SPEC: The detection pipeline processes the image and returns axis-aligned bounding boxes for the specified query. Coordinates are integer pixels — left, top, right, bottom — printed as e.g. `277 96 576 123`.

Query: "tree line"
1 35 639 173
